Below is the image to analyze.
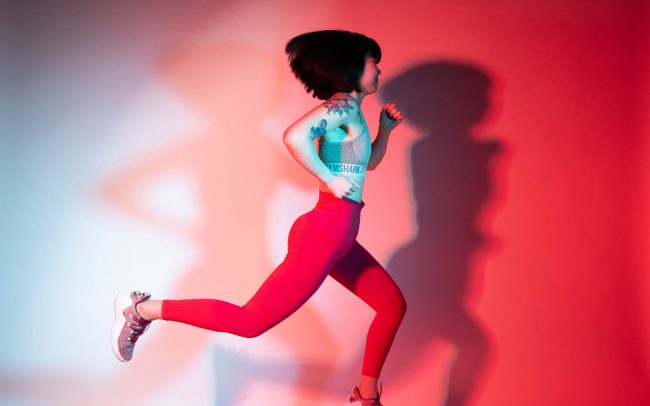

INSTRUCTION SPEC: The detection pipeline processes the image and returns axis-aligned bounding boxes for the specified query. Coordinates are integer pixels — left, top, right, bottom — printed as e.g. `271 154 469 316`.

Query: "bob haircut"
285 30 382 100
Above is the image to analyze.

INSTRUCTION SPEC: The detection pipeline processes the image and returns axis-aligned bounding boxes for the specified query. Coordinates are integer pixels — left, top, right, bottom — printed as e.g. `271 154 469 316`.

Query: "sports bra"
318 118 371 176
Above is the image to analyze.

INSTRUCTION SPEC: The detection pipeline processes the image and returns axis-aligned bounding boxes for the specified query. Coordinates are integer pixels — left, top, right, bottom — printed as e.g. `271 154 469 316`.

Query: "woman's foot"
349 382 383 405
110 290 152 362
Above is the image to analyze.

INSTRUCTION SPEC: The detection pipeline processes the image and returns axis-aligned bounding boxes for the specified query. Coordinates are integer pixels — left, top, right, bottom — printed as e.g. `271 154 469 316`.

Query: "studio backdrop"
1 1 648 405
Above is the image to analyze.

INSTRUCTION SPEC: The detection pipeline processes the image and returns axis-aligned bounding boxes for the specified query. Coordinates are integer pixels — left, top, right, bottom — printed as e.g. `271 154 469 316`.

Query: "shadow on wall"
0 41 334 406
379 61 507 405
95 41 338 406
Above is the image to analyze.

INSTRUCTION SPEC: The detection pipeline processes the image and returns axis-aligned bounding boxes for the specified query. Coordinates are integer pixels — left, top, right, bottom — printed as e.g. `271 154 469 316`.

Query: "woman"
111 29 405 405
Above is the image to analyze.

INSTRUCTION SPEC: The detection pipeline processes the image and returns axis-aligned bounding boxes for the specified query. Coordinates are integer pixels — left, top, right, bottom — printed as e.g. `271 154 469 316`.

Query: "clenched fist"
379 102 404 133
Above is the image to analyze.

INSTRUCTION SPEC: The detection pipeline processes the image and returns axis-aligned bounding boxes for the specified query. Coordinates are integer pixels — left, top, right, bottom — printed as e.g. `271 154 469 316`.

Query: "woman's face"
359 53 381 95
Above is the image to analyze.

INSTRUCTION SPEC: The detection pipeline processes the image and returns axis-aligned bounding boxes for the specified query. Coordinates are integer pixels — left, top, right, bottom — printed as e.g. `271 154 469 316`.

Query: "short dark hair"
285 30 382 100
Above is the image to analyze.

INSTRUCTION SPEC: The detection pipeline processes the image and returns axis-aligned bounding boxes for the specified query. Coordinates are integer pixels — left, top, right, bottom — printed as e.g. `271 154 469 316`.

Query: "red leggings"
161 190 406 377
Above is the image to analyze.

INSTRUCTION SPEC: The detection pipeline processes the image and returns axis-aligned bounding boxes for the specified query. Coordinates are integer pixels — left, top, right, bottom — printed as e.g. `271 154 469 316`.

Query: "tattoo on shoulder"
324 98 355 117
310 119 327 139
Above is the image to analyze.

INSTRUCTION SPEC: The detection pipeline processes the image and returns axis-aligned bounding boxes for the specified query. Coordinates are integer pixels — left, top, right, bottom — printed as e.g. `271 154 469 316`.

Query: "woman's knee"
236 312 275 338
394 289 407 321
378 287 407 324
239 323 271 338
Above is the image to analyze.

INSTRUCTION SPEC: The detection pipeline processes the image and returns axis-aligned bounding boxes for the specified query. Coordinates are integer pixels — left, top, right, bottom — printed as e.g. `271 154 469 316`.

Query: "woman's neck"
345 90 366 106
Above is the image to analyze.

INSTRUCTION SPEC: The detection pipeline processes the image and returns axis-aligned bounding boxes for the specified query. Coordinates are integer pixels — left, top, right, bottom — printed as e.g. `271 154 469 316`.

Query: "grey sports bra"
318 130 371 176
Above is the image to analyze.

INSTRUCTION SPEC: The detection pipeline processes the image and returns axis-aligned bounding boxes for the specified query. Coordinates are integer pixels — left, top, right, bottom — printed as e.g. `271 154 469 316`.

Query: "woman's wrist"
321 171 335 185
377 127 392 138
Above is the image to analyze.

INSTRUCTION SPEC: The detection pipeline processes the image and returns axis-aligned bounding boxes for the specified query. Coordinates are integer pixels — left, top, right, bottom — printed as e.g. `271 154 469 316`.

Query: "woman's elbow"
283 129 309 152
283 128 298 146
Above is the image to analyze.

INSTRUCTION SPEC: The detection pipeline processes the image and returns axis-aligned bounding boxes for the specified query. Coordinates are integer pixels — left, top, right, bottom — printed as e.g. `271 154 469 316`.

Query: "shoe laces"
125 315 150 343
123 291 152 343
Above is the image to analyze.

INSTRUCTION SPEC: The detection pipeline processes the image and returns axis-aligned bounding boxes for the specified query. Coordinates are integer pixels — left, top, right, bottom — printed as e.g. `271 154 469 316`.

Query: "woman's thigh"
242 208 352 326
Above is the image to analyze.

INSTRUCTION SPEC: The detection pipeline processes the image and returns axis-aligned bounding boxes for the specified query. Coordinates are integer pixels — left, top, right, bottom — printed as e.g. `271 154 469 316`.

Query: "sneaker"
349 383 383 405
111 290 152 362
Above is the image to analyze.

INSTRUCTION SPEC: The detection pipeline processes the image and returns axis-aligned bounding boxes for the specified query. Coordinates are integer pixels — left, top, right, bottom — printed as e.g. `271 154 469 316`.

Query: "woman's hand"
378 102 404 134
326 175 360 199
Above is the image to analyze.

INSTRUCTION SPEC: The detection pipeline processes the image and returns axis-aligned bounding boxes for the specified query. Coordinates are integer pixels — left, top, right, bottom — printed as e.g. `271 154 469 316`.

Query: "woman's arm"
367 102 403 171
368 129 391 170
283 95 359 187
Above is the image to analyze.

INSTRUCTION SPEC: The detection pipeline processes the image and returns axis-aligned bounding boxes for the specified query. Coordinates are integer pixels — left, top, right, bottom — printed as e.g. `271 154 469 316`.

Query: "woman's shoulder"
327 91 357 104
322 92 359 119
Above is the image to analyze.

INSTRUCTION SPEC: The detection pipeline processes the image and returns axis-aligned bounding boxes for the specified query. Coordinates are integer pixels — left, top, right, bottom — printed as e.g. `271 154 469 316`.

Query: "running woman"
111 29 405 406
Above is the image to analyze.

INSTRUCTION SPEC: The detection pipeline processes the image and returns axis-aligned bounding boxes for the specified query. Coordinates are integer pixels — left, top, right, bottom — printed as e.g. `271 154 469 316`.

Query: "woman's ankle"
136 300 162 321
358 386 378 399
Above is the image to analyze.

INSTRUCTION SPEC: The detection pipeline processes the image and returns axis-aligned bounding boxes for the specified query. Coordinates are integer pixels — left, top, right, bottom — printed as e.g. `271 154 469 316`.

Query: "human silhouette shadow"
376 61 507 405
0 42 345 406
95 43 343 405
